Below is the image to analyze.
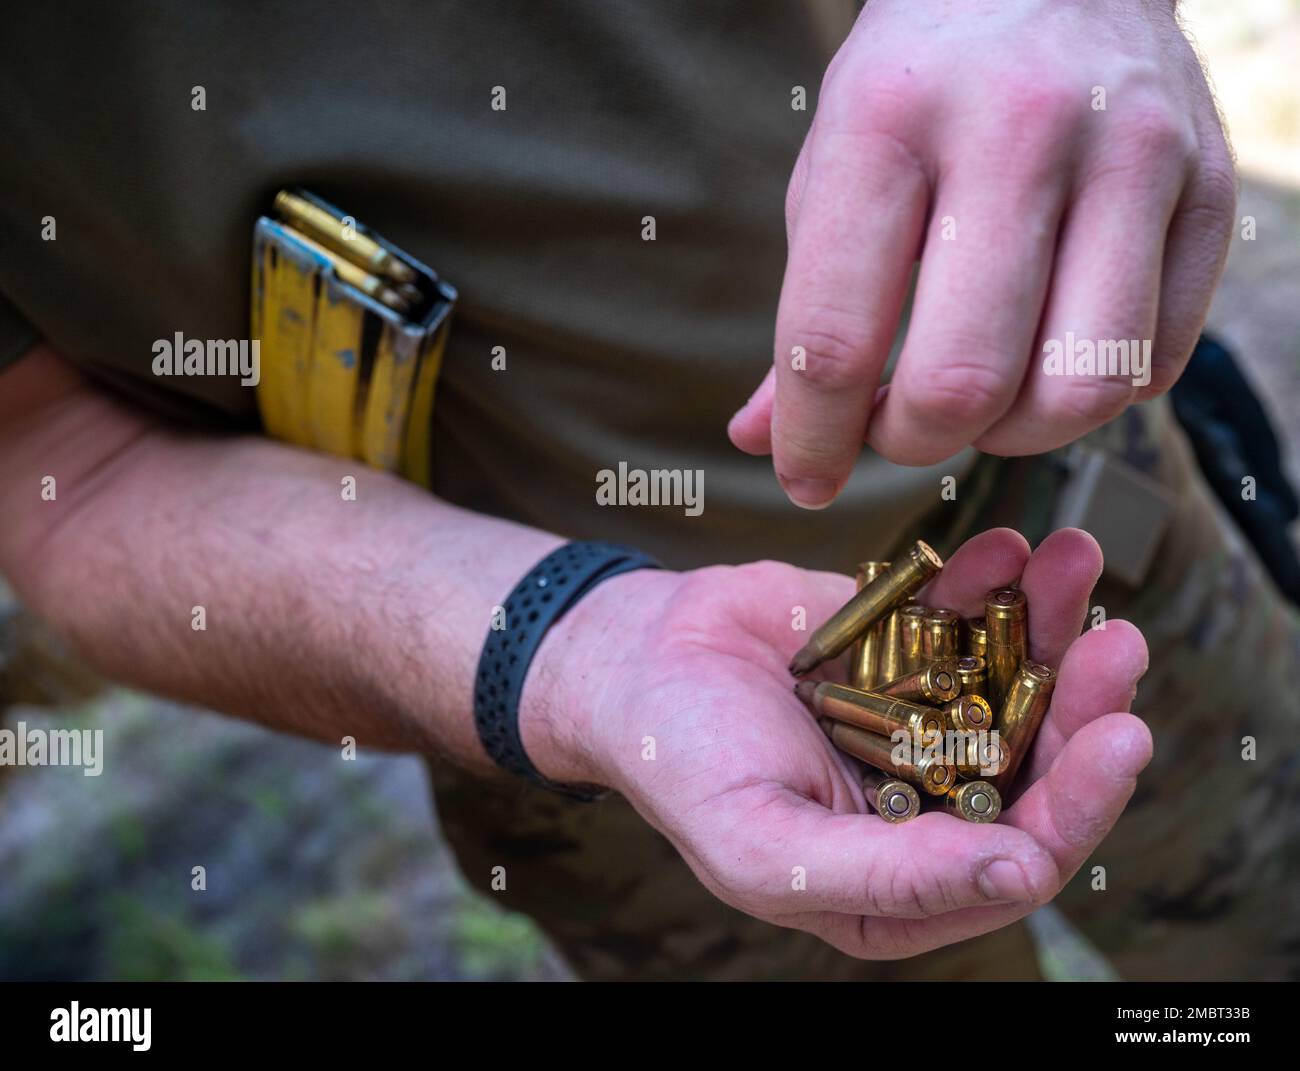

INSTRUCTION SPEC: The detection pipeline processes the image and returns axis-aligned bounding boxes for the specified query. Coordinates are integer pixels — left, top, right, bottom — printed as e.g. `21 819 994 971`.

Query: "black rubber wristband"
473 541 661 800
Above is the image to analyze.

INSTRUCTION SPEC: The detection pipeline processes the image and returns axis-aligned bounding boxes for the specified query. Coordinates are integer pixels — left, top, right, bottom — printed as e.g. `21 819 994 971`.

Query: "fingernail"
779 476 838 510
978 859 1033 902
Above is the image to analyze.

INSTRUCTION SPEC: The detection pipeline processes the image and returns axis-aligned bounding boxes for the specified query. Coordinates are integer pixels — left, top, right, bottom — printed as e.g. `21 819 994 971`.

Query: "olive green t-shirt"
0 0 968 571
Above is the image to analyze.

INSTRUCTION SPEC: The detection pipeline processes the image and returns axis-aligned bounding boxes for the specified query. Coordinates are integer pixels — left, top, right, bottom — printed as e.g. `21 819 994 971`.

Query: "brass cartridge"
876 660 961 704
984 588 1028 710
789 541 943 676
862 769 921 823
943 694 993 733
966 617 989 660
954 654 988 702
274 189 417 284
848 562 890 690
796 681 944 744
955 733 1011 781
989 661 1056 792
878 604 906 687
821 719 956 797
943 780 1002 823
283 230 411 313
898 604 932 674
921 608 960 665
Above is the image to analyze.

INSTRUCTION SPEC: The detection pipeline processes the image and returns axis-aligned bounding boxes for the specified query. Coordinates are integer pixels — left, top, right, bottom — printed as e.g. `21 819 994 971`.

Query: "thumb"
727 366 775 455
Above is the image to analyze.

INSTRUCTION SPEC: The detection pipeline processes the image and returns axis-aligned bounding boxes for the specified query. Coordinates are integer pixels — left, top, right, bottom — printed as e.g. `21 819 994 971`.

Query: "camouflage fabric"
430 397 1300 981
1054 406 1298 982
429 759 1043 981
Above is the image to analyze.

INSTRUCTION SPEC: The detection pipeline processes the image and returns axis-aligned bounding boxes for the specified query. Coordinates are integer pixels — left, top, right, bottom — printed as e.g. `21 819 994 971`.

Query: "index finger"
772 129 928 509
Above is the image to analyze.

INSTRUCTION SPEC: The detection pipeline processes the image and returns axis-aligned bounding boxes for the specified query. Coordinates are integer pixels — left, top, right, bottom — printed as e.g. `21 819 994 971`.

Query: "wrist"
519 566 681 789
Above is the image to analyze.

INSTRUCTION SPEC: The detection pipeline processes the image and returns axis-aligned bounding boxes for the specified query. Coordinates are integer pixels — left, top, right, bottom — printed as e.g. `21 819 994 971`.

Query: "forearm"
0 345 584 778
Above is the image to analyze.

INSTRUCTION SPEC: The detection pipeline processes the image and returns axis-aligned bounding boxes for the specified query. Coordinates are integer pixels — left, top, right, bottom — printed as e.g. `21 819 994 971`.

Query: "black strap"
473 541 662 800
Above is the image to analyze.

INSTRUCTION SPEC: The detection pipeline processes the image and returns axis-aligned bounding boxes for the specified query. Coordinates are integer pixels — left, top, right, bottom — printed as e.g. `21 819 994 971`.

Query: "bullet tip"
793 680 818 707
788 646 819 677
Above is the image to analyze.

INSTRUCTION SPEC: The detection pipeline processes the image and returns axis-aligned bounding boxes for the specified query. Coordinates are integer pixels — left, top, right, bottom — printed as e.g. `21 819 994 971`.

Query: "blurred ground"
1 0 1297 982
0 693 570 981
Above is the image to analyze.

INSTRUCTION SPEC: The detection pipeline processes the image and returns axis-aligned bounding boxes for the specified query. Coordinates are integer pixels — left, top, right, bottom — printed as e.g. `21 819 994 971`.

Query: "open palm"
584 527 1151 959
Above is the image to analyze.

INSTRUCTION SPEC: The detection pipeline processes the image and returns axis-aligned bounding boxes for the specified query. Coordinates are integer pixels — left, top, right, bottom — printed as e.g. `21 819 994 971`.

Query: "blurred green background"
1 0 1298 982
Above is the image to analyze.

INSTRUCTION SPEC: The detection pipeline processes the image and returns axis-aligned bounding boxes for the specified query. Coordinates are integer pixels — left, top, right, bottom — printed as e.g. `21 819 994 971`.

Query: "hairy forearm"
0 345 578 777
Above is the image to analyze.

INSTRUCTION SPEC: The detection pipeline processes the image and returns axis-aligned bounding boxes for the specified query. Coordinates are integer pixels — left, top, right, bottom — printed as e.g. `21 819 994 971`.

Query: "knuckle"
831 73 915 135
998 78 1081 133
1184 161 1239 231
789 318 872 393
901 359 1012 429
1051 374 1136 426
861 854 956 919
873 866 953 918
1109 102 1197 165
818 66 929 153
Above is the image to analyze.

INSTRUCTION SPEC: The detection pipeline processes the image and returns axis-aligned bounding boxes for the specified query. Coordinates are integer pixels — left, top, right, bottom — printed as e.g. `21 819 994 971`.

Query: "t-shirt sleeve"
0 290 40 372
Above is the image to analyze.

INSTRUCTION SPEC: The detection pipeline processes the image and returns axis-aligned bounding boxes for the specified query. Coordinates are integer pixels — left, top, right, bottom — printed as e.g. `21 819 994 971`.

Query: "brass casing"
848 562 890 690
789 542 942 675
943 694 993 733
274 189 416 284
955 654 988 702
955 733 1012 781
989 661 1056 792
807 682 944 744
876 660 961 704
825 720 956 796
281 231 411 313
921 609 960 664
878 605 906 688
863 770 921 823
943 780 1002 823
899 604 931 674
967 617 989 660
984 589 1028 710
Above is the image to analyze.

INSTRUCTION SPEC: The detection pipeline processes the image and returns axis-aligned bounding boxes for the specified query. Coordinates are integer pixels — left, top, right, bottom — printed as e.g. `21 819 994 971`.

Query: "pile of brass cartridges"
791 542 1056 824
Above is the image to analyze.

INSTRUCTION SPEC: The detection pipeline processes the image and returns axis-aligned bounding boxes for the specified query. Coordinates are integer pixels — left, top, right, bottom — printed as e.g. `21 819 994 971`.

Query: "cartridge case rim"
912 541 944 572
947 780 1002 823
870 777 920 823
915 754 957 795
946 694 993 732
984 588 1027 621
1015 661 1057 688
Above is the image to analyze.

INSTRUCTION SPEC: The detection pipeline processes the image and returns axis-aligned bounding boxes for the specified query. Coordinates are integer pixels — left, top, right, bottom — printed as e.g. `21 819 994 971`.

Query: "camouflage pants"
431 400 1300 981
